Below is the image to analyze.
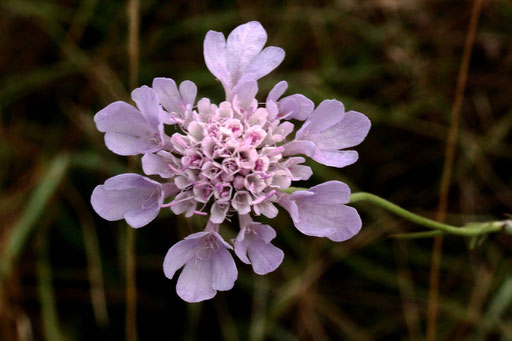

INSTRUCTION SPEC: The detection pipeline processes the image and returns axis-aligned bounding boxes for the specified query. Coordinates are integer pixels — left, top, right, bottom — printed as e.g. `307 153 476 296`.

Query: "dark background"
1 0 512 340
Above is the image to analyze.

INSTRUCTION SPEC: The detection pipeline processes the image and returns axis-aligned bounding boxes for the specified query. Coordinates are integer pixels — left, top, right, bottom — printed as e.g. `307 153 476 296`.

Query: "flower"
234 215 284 275
163 222 237 302
278 181 362 241
91 21 370 302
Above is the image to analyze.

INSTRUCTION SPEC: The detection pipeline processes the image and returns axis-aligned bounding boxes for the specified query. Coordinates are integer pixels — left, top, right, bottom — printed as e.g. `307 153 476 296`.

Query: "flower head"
91 21 370 302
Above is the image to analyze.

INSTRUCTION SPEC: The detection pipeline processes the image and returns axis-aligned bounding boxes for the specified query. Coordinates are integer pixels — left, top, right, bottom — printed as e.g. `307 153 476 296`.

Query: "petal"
91 173 163 228
294 181 351 205
211 246 238 291
232 191 252 215
131 85 162 129
289 181 359 239
179 80 197 107
248 241 284 275
226 21 267 84
296 100 345 139
91 185 138 221
311 149 359 168
324 205 362 242
308 110 371 150
267 80 288 103
256 201 279 219
203 30 228 84
292 209 339 238
234 231 250 264
152 77 182 113
238 46 285 85
273 122 295 141
124 205 161 228
176 256 216 302
141 151 176 178
234 80 258 109
287 157 313 181
94 101 157 156
282 140 316 157
163 238 200 279
250 223 277 244
162 182 180 198
210 201 229 223
104 132 160 156
277 193 301 222
170 191 196 216
94 101 147 135
102 173 161 190
279 94 314 121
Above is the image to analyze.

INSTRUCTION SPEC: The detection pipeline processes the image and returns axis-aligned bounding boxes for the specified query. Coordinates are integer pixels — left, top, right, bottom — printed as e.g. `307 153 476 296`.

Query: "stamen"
161 195 195 208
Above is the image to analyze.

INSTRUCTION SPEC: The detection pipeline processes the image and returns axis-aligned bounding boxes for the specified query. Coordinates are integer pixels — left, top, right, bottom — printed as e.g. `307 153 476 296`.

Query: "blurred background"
1 0 512 340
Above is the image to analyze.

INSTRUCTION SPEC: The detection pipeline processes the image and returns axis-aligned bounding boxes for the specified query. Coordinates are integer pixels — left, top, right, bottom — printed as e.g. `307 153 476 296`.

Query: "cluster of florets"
91 21 370 302
155 87 312 224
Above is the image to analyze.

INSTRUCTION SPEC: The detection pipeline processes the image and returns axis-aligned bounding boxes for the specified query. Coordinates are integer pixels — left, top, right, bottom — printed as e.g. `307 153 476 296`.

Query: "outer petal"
324 206 362 242
124 203 161 228
226 21 267 84
234 81 258 110
234 224 283 275
267 80 288 103
311 149 359 168
250 223 277 243
248 241 284 275
176 256 215 302
234 229 250 264
103 132 158 156
277 192 302 222
179 81 197 107
131 85 162 128
141 151 179 178
299 181 351 204
163 238 200 279
152 77 182 114
282 140 316 157
296 100 345 139
238 46 285 85
94 101 159 156
203 31 228 84
211 245 238 291
286 157 313 181
284 181 362 241
279 94 314 121
94 101 147 135
170 191 197 216
90 173 164 228
307 111 371 150
255 201 279 219
211 201 229 224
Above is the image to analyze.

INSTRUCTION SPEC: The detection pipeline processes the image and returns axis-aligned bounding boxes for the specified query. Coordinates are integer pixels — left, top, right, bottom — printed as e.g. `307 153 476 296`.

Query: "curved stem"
349 192 503 237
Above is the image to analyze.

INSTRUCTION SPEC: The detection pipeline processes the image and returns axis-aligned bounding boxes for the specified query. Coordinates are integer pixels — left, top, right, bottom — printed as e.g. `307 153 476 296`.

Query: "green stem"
349 192 504 237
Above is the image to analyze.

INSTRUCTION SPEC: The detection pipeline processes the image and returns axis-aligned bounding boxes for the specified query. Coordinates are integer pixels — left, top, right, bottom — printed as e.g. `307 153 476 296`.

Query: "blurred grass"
1 0 512 340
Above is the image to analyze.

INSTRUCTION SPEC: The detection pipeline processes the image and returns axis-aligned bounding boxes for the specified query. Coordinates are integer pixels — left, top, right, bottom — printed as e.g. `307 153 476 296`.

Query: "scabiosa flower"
91 21 371 302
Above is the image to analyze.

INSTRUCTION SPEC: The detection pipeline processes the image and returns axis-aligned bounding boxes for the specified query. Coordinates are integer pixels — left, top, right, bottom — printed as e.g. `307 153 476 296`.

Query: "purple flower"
234 215 284 275
152 78 197 125
278 181 362 241
94 86 169 156
266 80 314 121
283 100 371 168
91 21 370 302
204 21 285 101
163 223 237 302
91 174 178 228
